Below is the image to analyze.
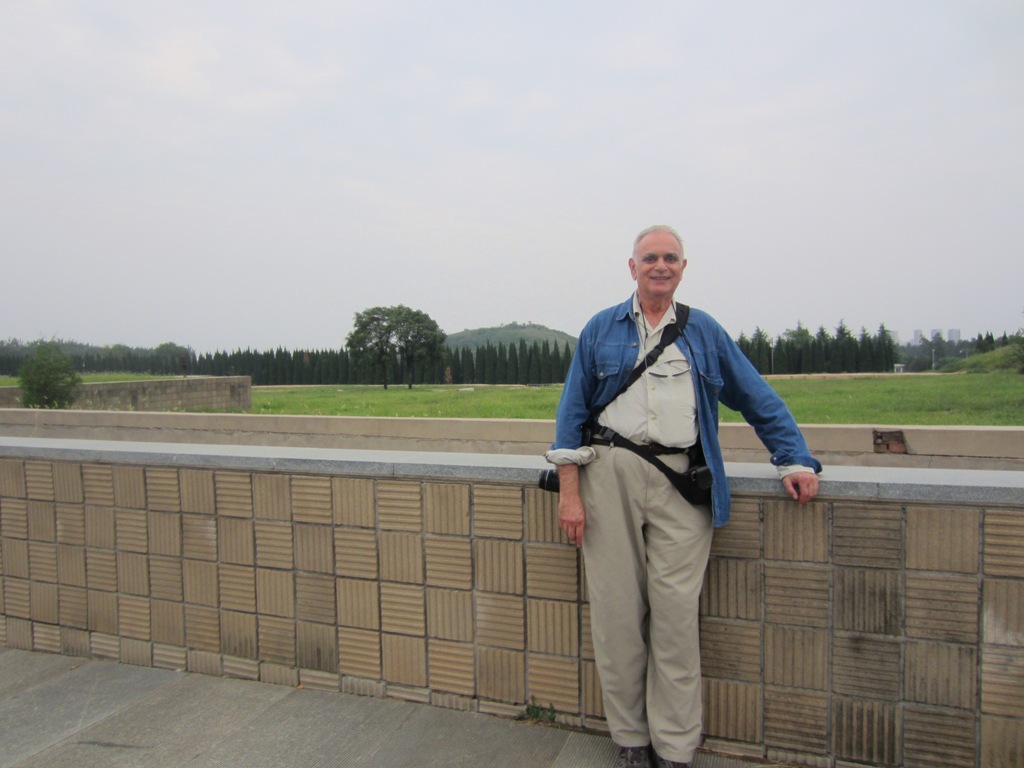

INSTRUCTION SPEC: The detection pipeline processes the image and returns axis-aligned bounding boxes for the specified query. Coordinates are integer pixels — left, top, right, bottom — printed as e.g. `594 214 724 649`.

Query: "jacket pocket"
699 370 723 398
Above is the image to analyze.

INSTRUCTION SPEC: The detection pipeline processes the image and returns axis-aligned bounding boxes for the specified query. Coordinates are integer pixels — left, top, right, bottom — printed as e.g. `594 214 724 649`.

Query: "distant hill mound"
446 322 576 351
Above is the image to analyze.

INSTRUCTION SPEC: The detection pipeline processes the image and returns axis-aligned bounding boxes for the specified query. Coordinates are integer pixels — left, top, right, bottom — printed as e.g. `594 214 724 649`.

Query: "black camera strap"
588 425 712 506
585 302 690 427
582 302 712 505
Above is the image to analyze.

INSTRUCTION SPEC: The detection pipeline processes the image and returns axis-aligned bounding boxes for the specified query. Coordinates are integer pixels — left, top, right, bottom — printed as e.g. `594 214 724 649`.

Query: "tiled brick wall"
1 454 1022 767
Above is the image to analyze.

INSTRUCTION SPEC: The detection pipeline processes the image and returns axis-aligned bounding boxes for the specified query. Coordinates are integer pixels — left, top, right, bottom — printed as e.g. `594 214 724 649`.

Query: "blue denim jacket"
553 296 822 527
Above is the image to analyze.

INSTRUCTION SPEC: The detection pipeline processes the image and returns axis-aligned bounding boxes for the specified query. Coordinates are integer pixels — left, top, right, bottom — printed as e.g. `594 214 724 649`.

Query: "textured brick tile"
426 587 473 641
383 633 426 686
337 578 380 630
765 688 827 753
833 633 901 701
379 531 423 584
180 469 215 514
474 540 523 595
526 544 577 601
527 598 578 656
905 640 976 709
378 481 422 532
380 582 425 636
116 508 148 553
702 558 761 620
906 505 979 573
476 646 525 704
425 536 472 589
338 626 381 678
834 567 902 635
765 625 828 690
709 499 761 559
296 572 336 624
145 467 181 512
215 472 253 517
764 563 829 628
429 639 475 695
474 485 523 539
906 572 978 643
704 678 762 744
253 474 291 521
764 500 828 562
219 564 256 613
333 477 375 527
52 463 83 504
291 476 332 525
477 591 524 650
294 524 334 574
335 528 378 579
527 653 579 713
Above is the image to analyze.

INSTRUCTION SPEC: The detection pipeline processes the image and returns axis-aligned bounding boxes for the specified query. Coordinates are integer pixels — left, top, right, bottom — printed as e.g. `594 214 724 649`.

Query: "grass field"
3 372 1021 425
250 373 1023 426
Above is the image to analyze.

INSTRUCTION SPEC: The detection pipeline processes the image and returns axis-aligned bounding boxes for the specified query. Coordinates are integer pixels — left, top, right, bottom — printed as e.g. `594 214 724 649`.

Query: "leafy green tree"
18 342 82 409
346 306 399 388
392 305 446 389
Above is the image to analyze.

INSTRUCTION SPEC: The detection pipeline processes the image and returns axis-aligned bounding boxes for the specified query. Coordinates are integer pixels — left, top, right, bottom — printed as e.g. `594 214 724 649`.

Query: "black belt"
589 435 692 457
585 425 712 505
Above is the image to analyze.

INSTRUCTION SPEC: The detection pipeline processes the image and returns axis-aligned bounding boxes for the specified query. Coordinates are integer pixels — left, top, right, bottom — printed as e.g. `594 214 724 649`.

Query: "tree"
346 305 446 389
18 342 82 409
392 305 446 389
346 306 399 388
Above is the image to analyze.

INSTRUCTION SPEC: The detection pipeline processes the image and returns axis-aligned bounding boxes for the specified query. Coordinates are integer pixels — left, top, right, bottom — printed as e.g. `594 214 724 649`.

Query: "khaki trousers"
580 445 713 764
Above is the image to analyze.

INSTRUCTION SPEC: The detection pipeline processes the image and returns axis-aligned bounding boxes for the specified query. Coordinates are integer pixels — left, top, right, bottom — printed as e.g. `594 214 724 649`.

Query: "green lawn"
251 373 1023 426
3 372 1021 426
719 373 1023 426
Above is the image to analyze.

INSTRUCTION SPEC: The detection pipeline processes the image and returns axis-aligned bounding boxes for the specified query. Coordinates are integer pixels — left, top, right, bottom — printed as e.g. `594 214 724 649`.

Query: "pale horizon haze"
2 2 1022 354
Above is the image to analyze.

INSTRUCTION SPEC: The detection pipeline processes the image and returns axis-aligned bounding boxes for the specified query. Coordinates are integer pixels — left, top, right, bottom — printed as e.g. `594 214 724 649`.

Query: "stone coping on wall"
3 409 1023 472
2 435 1022 507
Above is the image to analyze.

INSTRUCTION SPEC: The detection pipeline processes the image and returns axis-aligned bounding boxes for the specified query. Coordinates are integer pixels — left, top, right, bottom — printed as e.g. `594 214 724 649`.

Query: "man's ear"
628 257 637 280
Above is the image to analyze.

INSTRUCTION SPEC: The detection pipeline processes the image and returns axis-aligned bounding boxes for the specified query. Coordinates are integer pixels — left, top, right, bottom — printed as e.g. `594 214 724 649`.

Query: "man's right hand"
556 464 586 547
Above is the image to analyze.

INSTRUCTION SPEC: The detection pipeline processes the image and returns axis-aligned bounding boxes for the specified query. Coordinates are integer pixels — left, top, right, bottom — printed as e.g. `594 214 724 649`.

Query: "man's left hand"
783 472 819 505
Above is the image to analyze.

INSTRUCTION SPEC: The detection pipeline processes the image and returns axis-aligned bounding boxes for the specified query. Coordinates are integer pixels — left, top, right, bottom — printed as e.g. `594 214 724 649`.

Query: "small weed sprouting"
517 698 556 723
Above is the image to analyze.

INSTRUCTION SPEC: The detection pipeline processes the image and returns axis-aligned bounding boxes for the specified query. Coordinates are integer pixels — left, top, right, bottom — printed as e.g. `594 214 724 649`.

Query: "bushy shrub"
18 342 82 408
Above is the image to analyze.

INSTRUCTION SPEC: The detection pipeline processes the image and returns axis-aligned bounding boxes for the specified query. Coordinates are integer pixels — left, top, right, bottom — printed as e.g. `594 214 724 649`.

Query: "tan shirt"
598 294 698 449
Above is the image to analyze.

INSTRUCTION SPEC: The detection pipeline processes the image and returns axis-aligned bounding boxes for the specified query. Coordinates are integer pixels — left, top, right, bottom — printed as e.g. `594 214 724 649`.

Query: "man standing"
546 225 821 768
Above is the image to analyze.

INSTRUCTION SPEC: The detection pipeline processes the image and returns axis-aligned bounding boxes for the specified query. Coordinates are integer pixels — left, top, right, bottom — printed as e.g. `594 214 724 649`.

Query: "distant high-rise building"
931 328 943 341
913 330 924 345
948 329 961 343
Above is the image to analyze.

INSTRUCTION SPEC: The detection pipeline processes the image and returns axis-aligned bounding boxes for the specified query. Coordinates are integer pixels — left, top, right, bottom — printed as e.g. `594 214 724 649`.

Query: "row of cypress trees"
737 323 899 375
192 339 576 386
2 322 932 385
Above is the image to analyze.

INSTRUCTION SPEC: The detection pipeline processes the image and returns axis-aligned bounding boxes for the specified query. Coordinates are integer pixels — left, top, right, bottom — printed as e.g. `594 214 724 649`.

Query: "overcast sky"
2 1 1021 354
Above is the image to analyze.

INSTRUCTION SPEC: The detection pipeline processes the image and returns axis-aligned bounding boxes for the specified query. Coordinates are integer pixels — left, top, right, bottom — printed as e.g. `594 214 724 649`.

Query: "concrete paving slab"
0 649 773 768
351 703 571 768
0 648 92 701
13 674 293 768
0 657 180 768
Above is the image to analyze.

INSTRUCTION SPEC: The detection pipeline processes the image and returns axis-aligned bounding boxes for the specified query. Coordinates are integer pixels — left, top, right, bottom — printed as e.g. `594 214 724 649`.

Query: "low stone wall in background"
0 376 251 413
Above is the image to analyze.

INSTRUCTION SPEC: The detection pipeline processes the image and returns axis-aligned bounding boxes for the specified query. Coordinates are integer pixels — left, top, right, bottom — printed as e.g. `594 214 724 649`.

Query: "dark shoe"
615 745 652 768
655 757 690 768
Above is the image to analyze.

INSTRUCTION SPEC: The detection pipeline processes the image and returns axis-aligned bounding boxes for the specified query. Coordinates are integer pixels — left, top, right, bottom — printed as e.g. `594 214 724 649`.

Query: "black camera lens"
538 469 560 493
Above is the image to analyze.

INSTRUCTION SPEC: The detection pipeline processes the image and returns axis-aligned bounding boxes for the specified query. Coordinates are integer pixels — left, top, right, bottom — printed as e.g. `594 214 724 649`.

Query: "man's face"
629 230 686 303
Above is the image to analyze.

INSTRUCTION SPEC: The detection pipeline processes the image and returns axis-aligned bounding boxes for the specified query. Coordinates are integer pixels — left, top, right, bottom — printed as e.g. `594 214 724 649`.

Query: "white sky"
1 1 1022 354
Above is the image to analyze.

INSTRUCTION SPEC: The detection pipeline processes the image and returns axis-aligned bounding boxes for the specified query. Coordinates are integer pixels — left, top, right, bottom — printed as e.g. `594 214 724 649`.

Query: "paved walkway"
1 647 767 768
